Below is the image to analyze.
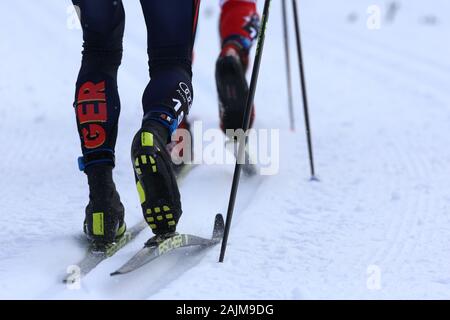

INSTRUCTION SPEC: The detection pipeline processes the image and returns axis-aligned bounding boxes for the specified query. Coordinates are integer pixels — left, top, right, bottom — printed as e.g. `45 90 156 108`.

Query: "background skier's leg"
216 0 260 132
219 0 259 69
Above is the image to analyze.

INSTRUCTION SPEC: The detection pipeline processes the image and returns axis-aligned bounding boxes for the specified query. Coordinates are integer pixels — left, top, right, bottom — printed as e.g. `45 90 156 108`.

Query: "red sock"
219 0 259 69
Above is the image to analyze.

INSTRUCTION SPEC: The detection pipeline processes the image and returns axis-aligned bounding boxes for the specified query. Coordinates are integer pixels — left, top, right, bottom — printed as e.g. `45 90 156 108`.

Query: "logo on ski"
157 234 186 254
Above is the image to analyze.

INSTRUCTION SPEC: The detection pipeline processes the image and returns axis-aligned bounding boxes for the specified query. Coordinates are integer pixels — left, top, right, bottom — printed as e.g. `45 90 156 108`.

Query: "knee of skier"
78 2 125 76
80 44 123 78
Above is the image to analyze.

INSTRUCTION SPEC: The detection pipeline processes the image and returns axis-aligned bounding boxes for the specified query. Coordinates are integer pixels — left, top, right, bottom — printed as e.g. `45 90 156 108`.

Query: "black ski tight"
72 0 200 169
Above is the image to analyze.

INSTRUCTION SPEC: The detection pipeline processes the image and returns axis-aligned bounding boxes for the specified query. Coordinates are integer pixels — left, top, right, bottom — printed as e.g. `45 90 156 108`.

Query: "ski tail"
213 213 225 241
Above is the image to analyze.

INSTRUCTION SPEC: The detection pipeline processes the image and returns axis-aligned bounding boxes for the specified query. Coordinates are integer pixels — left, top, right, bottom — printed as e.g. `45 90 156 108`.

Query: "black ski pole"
282 0 295 131
292 0 317 179
219 0 272 263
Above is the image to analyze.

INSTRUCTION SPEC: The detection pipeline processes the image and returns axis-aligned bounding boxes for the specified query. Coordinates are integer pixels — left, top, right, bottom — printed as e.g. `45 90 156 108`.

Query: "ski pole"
292 0 317 180
219 0 272 263
282 0 295 131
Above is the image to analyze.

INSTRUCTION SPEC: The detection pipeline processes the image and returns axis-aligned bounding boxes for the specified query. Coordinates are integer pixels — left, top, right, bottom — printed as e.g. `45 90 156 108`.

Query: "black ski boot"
215 45 255 134
83 165 126 247
131 121 182 236
216 45 258 176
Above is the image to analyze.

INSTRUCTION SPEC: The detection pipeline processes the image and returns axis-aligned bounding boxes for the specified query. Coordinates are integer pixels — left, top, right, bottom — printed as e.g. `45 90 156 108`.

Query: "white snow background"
0 0 450 299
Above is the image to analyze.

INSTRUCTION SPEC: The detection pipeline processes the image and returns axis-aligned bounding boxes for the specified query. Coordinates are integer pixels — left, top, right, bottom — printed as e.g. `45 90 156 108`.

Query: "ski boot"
83 165 126 248
131 121 182 238
144 232 179 248
215 43 255 135
216 44 258 176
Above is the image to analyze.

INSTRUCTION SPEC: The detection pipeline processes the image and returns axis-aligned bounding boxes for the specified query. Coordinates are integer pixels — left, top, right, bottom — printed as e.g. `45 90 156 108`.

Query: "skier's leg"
72 0 126 244
216 0 260 133
132 0 200 237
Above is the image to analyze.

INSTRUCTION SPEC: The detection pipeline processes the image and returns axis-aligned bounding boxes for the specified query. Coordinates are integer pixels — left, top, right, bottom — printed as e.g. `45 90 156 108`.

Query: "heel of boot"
84 165 126 244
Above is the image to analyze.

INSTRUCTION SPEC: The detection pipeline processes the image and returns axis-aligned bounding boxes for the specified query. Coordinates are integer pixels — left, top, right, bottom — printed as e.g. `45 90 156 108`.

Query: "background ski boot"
216 45 255 134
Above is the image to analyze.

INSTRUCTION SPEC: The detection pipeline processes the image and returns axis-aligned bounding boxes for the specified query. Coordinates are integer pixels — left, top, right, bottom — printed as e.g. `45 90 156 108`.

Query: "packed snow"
1 0 450 299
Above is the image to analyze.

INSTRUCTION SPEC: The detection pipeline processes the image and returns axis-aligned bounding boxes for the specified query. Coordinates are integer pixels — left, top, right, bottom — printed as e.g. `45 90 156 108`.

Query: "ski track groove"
297 11 449 297
306 25 450 106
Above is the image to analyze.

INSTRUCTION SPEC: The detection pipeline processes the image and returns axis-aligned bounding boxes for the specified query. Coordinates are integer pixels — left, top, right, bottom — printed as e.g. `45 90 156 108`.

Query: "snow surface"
1 0 450 299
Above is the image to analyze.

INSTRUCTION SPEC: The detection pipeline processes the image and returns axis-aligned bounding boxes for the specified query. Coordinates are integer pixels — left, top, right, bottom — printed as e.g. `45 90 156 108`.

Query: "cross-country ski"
111 214 224 276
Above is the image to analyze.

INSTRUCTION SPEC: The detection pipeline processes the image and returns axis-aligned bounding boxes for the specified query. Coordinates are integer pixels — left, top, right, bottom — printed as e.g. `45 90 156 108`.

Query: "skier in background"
71 0 259 248
173 0 260 171
215 0 260 133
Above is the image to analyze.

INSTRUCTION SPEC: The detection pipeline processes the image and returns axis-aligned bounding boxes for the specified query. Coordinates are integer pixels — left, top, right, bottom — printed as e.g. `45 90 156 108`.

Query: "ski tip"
110 270 123 277
213 214 225 240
